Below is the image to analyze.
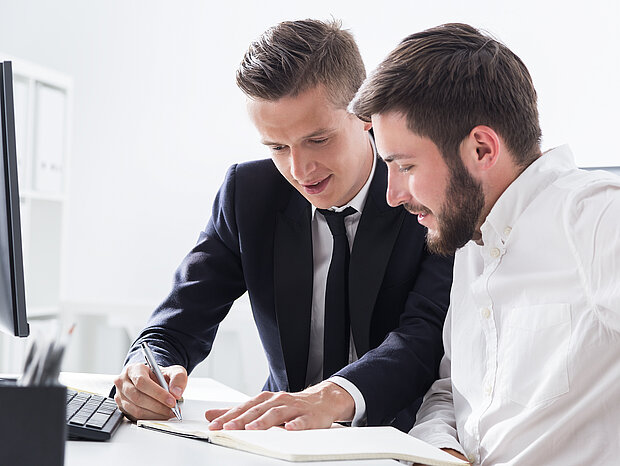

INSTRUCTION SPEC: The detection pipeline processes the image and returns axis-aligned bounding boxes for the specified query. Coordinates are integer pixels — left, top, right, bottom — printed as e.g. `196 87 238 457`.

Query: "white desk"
61 373 399 466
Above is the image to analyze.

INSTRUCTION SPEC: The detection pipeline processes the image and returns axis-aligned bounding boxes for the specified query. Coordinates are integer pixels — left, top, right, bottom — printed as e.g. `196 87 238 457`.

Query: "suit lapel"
273 191 313 392
349 159 405 356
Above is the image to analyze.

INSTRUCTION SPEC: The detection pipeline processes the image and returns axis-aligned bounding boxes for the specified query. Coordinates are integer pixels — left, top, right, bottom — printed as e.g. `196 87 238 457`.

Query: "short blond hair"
237 19 366 109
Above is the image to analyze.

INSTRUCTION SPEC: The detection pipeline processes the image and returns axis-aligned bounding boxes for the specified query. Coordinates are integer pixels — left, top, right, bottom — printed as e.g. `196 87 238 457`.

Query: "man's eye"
309 138 328 145
399 165 413 173
271 145 287 152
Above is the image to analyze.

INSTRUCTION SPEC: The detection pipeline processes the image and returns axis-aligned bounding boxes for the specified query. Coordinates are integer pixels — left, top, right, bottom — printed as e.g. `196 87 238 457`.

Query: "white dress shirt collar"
480 145 576 247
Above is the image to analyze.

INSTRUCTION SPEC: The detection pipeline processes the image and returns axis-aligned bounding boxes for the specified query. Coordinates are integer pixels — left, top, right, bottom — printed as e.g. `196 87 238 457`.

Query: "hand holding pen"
113 342 188 421
140 342 183 420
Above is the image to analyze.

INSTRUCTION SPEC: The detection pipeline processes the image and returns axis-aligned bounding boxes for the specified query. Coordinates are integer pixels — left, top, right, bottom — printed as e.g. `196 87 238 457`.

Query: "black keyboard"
66 389 123 441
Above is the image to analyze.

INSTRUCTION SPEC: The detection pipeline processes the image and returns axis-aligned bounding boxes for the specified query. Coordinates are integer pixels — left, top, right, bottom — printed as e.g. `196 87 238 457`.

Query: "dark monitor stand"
0 60 29 337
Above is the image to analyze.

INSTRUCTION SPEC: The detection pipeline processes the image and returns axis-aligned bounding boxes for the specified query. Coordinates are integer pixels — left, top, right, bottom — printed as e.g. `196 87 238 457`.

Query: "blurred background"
0 0 618 394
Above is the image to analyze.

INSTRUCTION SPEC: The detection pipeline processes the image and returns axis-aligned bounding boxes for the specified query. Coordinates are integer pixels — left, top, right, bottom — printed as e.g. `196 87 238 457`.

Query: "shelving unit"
0 53 72 371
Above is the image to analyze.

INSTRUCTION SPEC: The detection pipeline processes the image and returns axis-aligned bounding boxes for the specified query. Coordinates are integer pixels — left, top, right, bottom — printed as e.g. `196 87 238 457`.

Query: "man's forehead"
247 89 347 144
373 125 441 165
372 113 416 159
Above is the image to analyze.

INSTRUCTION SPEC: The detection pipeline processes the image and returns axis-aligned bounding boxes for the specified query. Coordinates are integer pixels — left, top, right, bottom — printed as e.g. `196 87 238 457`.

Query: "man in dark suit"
113 19 452 432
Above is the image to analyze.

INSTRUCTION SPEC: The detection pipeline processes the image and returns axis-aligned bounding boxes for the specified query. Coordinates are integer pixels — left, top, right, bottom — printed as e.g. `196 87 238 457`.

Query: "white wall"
0 0 618 390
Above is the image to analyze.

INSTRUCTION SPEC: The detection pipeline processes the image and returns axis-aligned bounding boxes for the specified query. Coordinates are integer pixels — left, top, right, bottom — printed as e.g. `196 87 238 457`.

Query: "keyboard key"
69 416 88 426
86 413 111 429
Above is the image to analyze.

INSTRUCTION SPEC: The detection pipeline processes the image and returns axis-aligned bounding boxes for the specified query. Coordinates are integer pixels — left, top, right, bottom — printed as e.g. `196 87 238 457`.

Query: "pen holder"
0 380 66 466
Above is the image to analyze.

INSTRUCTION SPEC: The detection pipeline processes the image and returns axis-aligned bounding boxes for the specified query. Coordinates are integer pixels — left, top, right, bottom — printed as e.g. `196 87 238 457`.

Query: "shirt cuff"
328 376 367 426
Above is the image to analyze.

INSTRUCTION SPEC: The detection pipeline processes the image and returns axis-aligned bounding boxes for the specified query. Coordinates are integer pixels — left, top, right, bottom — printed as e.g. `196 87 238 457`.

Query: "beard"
406 160 485 256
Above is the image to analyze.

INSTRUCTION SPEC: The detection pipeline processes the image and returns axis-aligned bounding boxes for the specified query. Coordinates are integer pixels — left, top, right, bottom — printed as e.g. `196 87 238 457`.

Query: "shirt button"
490 247 501 258
504 226 512 236
481 308 491 319
485 384 493 395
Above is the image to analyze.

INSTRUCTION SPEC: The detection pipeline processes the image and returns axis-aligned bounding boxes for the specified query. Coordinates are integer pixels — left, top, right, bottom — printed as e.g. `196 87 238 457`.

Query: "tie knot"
318 207 357 236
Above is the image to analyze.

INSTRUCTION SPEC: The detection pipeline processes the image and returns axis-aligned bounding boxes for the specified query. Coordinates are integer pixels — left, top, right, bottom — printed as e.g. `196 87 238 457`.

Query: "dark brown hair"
350 23 542 168
237 19 366 109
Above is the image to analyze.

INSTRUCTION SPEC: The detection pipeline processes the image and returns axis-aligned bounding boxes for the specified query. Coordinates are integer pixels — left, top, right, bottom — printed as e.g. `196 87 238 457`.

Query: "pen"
140 341 182 421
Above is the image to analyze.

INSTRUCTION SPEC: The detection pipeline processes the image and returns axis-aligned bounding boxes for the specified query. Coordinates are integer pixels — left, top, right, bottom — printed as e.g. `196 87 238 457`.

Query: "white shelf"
26 306 61 319
19 191 66 202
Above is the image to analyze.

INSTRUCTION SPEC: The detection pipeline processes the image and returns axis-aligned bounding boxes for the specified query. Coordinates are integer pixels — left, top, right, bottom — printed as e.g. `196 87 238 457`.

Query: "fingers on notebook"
204 408 229 422
246 404 302 430
207 394 270 430
206 390 335 431
283 414 312 430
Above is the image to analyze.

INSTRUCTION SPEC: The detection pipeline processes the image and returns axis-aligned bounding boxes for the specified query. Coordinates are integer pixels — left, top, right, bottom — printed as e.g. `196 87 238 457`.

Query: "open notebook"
137 420 468 465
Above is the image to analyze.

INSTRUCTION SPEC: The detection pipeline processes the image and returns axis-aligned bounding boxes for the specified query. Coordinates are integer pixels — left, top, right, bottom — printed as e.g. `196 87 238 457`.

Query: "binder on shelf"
33 83 65 194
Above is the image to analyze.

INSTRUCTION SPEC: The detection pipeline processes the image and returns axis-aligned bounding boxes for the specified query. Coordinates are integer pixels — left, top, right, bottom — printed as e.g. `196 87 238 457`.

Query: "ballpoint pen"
140 341 182 421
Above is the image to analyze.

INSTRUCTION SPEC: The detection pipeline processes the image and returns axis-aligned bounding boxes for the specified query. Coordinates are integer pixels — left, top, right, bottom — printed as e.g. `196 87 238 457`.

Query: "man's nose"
386 172 410 207
290 148 315 181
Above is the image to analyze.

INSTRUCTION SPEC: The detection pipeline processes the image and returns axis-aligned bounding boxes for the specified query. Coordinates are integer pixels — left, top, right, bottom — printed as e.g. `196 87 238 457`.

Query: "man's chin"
425 231 441 253
307 197 334 210
426 228 475 256
426 239 452 256
425 230 456 256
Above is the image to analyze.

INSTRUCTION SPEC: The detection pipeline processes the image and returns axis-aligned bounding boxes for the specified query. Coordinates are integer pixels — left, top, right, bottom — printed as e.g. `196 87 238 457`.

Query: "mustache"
403 203 432 216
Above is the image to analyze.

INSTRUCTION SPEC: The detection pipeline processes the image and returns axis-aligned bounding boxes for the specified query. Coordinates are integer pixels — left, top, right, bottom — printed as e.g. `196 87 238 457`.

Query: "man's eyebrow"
303 128 335 139
382 153 414 163
261 128 335 146
261 139 281 146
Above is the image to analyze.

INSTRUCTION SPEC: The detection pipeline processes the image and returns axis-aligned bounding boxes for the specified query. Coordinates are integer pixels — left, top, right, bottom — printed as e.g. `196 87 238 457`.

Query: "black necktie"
318 206 357 379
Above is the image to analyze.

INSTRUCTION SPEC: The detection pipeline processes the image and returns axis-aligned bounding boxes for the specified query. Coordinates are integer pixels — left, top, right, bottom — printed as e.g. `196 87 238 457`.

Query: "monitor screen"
0 61 29 337
583 166 620 177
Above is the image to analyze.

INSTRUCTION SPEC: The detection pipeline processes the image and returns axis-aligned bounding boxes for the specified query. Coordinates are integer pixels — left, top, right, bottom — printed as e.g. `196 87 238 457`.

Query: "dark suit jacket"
126 156 453 431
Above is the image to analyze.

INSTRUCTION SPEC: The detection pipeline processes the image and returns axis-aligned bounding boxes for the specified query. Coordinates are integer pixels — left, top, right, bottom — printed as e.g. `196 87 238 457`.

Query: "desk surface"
62 373 398 466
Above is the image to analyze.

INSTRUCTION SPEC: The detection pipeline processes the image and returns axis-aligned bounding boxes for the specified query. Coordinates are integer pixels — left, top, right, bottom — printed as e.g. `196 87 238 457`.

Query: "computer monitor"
0 61 29 337
583 166 620 177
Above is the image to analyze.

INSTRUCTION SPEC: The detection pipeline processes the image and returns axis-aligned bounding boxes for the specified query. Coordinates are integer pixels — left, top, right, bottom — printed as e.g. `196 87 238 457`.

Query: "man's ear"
350 113 372 132
462 125 501 172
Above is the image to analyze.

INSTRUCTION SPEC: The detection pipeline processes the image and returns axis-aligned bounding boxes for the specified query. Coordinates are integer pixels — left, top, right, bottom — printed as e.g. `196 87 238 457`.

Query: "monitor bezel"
0 60 29 337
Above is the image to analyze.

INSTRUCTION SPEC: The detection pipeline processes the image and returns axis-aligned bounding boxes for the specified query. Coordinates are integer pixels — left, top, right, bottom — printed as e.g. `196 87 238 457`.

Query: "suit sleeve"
123 164 247 372
335 249 453 426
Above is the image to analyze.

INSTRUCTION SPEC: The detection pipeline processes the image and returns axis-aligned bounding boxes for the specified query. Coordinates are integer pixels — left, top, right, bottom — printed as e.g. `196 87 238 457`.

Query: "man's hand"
113 362 187 421
205 381 355 431
414 449 468 466
442 449 469 462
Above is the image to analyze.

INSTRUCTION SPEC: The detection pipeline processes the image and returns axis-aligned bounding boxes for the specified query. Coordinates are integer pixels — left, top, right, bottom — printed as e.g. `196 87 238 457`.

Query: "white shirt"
305 135 377 425
410 145 620 465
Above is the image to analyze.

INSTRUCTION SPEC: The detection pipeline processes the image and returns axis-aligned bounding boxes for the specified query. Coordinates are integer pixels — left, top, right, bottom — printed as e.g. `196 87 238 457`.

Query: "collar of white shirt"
479 145 576 248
